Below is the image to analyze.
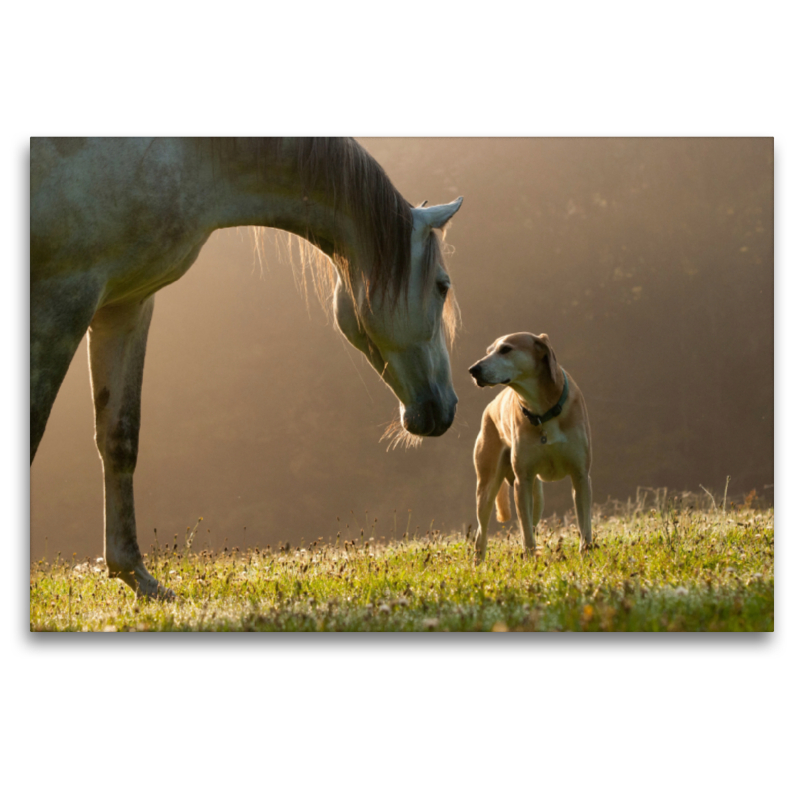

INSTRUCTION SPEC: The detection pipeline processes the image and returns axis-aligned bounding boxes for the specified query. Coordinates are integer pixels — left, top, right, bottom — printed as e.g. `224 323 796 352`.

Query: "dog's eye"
499 345 512 355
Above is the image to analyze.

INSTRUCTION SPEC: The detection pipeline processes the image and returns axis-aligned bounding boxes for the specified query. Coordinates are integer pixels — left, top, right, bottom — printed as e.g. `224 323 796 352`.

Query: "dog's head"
468 332 559 388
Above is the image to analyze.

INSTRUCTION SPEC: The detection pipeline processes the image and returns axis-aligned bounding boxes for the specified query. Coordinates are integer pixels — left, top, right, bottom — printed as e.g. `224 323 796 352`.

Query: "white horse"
30 137 463 598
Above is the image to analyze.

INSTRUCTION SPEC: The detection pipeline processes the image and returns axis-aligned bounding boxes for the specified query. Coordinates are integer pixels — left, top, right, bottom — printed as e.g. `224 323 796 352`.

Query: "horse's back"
32 138 153 279
31 138 210 303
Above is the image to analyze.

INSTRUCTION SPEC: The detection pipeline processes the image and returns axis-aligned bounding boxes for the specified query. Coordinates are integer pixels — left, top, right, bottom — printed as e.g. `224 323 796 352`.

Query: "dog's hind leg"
495 480 512 523
572 472 593 552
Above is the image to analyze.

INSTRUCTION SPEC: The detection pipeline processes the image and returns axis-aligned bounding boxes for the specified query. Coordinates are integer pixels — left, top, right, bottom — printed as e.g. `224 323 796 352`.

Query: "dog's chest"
516 427 572 482
516 419 569 448
528 448 570 482
533 454 567 482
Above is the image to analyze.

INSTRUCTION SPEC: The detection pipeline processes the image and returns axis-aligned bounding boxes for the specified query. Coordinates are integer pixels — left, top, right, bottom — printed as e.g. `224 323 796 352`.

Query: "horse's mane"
202 137 458 345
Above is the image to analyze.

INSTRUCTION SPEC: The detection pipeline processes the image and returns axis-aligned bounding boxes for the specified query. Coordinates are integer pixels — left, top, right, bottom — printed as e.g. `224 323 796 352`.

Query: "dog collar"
519 368 569 428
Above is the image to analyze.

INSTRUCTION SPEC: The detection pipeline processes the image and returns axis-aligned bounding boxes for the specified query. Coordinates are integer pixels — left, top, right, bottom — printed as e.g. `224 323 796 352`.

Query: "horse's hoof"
115 564 176 601
147 583 177 602
136 578 176 602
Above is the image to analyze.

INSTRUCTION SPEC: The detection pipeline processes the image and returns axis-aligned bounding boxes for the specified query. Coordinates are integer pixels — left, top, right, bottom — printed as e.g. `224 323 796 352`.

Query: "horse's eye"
499 345 512 355
438 281 450 299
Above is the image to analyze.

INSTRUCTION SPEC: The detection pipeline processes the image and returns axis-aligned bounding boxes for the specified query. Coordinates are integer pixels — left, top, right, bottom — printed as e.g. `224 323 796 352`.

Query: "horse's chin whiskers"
452 412 469 432
380 418 423 451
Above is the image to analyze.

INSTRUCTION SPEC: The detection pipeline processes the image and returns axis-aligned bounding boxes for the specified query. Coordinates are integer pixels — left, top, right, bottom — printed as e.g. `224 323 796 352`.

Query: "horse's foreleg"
88 297 173 600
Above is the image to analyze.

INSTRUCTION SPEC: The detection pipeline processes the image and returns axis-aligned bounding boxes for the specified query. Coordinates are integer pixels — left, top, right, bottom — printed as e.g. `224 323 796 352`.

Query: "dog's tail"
495 479 513 523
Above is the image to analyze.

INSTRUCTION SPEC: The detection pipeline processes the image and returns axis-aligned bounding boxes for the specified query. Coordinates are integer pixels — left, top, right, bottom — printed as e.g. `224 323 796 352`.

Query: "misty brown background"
30 138 773 561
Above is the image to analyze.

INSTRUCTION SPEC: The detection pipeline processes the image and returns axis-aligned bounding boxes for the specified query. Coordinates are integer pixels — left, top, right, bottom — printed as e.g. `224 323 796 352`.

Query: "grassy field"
30 497 774 632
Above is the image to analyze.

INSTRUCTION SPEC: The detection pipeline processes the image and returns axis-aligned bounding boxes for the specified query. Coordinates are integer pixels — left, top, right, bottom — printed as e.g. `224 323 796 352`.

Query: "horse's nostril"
401 395 457 437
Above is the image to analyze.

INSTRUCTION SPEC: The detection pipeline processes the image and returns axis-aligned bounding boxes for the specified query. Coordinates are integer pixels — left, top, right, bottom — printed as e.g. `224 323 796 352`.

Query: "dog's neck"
511 368 565 417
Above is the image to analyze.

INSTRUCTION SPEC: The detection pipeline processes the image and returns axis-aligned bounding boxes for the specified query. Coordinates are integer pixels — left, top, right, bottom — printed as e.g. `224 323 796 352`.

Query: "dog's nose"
468 364 481 377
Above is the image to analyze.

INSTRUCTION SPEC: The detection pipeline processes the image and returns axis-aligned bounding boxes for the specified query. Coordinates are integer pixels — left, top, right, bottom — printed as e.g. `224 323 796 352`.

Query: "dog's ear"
533 334 559 384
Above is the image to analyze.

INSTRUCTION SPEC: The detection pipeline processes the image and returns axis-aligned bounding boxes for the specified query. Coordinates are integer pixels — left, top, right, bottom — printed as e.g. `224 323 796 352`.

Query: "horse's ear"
412 197 463 230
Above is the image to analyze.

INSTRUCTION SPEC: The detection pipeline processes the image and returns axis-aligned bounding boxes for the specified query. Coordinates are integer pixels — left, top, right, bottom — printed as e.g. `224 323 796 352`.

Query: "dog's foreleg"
513 471 537 554
476 475 503 564
532 477 544 530
572 473 593 552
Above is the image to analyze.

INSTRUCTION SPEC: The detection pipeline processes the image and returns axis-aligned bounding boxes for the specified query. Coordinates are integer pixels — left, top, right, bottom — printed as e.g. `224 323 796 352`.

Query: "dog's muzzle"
469 363 489 388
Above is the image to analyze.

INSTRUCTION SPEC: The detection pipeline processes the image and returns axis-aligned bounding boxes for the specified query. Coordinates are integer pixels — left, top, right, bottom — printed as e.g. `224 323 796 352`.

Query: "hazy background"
30 137 773 560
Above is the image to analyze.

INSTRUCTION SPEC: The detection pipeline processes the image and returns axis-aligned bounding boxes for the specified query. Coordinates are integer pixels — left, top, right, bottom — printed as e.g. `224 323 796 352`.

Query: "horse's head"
334 197 463 438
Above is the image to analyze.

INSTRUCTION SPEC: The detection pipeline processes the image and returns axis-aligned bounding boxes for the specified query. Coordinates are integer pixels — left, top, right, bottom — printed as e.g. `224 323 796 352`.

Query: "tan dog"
468 333 592 563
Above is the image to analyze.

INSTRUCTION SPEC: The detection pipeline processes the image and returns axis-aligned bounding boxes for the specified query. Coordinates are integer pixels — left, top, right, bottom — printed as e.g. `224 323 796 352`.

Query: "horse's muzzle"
401 392 458 437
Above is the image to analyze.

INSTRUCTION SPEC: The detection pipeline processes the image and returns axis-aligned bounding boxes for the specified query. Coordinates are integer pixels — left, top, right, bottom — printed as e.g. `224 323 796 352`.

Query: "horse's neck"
193 139 359 266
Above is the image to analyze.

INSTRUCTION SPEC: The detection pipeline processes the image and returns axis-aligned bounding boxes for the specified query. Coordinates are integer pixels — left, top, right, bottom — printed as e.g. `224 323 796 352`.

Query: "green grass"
30 503 774 632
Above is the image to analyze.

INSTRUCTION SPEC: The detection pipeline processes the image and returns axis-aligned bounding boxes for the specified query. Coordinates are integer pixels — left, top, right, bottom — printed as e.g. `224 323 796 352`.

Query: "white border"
5 3 795 797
